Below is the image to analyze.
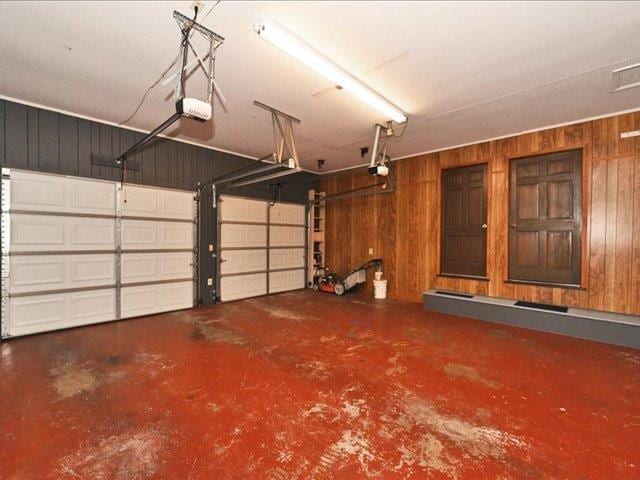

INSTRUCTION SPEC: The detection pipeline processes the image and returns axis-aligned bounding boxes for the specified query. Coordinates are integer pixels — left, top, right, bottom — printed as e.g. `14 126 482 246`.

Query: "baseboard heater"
514 300 568 313
434 291 474 299
423 289 640 349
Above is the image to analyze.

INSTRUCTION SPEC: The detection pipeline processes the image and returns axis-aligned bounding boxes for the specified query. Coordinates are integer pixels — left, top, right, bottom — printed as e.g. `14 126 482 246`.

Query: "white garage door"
218 195 306 302
1 168 195 338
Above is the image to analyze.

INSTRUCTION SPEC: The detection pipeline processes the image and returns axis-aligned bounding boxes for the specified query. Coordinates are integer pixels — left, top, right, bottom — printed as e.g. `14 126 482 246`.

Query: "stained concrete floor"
0 291 639 479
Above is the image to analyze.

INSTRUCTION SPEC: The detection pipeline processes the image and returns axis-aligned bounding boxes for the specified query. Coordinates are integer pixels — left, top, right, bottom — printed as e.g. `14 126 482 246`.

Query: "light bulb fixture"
253 16 407 124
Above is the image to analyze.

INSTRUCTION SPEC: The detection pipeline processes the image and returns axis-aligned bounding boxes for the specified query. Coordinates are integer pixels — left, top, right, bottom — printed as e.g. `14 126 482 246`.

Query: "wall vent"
514 300 568 313
434 290 474 299
611 63 640 92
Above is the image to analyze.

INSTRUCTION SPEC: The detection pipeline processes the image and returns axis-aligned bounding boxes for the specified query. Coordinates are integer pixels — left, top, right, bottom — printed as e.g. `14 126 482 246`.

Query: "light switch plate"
621 130 640 138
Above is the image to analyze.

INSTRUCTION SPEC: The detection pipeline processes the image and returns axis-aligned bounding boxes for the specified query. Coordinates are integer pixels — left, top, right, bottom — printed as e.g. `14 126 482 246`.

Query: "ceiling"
1 1 640 173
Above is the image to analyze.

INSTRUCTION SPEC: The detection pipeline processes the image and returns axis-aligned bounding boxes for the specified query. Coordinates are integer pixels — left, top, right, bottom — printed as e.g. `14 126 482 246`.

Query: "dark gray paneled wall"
0 98 320 306
0 99 319 202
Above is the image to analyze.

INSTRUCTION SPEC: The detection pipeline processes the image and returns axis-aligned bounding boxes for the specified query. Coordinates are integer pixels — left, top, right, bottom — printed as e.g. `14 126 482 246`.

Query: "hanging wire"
202 0 221 19
392 116 409 140
119 0 223 126
119 52 182 126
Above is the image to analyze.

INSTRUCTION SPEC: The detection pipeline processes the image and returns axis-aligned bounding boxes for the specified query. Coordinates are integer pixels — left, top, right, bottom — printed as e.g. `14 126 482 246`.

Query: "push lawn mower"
313 259 383 295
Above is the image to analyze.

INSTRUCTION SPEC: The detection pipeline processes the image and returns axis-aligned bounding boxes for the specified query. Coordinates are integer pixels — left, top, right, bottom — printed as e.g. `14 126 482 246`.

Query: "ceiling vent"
611 63 640 92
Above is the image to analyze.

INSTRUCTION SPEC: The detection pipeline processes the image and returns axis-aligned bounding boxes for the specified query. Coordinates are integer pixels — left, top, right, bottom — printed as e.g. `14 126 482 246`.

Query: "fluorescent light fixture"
253 16 407 124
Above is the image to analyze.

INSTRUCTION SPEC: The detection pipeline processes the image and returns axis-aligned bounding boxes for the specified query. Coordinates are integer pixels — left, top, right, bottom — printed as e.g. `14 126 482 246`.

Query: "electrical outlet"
368 248 373 255
621 130 640 138
207 278 213 286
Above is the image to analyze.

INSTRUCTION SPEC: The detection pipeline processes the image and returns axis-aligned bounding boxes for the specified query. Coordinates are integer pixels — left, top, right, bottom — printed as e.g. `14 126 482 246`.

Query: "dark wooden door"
441 164 488 277
509 150 582 286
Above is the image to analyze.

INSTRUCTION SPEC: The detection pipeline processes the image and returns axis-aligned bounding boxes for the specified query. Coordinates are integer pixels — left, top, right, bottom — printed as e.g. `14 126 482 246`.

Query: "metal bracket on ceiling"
253 101 302 171
173 10 225 105
104 10 225 170
368 122 393 177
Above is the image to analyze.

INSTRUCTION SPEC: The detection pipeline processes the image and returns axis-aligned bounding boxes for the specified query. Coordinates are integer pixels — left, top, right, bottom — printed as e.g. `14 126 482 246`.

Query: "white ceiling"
1 1 640 173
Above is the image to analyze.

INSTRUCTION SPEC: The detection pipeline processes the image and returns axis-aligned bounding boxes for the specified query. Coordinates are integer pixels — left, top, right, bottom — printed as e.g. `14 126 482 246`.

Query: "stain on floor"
59 427 167 479
443 363 498 389
50 361 98 399
0 290 639 479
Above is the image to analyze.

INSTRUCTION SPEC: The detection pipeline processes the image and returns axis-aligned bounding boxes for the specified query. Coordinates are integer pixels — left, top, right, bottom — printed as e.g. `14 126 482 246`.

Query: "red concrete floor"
0 291 639 479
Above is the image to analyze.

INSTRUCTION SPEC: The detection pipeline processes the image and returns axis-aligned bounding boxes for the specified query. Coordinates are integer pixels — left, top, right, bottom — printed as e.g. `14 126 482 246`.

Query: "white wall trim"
0 94 318 175
319 105 640 175
5 93 637 177
0 94 257 161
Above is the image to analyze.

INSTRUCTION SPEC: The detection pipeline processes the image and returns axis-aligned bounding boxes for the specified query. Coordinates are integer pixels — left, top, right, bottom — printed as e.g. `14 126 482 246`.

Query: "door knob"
481 224 487 229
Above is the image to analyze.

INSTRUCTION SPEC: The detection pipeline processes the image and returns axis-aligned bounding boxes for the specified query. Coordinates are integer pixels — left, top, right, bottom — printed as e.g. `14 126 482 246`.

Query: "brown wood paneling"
351 170 376 293
375 171 398 297
615 156 634 313
632 156 640 314
588 156 607 310
604 157 618 312
323 110 640 315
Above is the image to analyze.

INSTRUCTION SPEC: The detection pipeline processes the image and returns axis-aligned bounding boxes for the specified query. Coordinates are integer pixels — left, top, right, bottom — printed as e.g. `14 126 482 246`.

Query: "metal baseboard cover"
423 290 640 349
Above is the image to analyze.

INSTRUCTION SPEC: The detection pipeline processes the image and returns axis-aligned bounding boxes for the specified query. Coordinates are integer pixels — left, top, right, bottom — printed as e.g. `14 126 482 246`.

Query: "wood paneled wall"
322 111 640 315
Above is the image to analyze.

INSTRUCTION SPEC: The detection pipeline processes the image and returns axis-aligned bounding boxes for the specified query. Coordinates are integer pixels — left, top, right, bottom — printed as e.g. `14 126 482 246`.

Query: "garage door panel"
160 253 194 278
218 196 307 301
269 269 305 294
269 248 305 270
220 196 267 223
8 289 117 336
3 170 197 337
121 220 194 250
220 224 267 248
269 203 305 225
10 214 116 252
123 185 195 220
10 171 116 216
220 273 267 301
121 281 193 318
9 254 116 294
270 226 305 247
221 249 267 275
121 252 193 284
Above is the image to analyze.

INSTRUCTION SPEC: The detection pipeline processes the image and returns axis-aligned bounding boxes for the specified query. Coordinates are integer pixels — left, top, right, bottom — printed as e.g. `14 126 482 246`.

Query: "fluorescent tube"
253 16 407 124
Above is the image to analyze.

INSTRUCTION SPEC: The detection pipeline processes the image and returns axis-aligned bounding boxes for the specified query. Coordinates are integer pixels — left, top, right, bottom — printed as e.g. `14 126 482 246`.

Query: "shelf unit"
307 189 325 287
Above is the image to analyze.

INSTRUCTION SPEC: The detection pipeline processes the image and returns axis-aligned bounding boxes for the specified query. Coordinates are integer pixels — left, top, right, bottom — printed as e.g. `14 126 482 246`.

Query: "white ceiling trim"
2 2 640 173
0 93 316 174
320 106 640 176
5 93 637 177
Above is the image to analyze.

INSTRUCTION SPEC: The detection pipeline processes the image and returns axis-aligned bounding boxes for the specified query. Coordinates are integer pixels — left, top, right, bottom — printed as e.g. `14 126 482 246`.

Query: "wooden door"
440 164 488 277
509 149 582 286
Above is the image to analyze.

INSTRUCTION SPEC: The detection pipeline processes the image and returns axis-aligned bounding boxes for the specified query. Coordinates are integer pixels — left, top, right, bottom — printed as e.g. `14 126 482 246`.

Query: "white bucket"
373 279 388 299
